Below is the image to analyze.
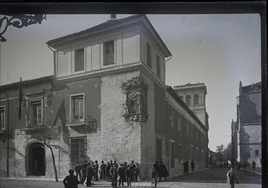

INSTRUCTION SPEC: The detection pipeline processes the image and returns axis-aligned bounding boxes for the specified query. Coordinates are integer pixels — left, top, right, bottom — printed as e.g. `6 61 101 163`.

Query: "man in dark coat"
152 162 158 188
134 163 140 182
126 164 132 187
94 160 99 181
100 161 106 180
226 166 239 188
106 162 111 182
158 161 168 182
182 160 189 175
74 161 81 182
110 163 118 188
63 169 80 188
86 163 94 187
191 160 195 171
118 164 125 187
81 160 88 184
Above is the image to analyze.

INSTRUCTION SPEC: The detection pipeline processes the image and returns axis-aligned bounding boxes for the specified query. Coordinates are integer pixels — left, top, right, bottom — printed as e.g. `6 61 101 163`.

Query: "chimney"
110 14 116 20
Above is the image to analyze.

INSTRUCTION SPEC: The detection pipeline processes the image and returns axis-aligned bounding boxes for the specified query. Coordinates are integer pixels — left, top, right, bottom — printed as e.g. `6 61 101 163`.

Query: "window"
74 48 85 72
170 140 175 168
29 100 43 125
156 55 161 77
128 93 145 114
170 111 174 127
186 95 191 106
178 144 181 163
71 95 84 123
255 149 259 156
194 94 200 105
147 43 152 68
70 137 87 164
103 41 115 66
0 107 5 130
178 117 181 131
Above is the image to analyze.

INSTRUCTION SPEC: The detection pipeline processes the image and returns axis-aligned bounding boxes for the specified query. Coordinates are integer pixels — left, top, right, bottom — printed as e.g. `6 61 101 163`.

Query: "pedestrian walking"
191 160 195 171
243 161 247 171
252 161 256 171
226 166 239 188
74 161 81 182
63 169 80 188
86 163 94 187
152 162 158 188
158 161 169 182
126 164 132 187
94 160 99 181
182 160 189 175
118 164 125 187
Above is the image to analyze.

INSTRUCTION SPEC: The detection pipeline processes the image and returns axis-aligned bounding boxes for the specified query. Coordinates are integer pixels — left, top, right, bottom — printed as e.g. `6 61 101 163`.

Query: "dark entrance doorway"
28 143 46 176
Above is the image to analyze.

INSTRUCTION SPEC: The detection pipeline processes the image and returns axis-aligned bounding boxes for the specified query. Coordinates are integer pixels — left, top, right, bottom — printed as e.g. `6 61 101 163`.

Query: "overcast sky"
0 14 261 151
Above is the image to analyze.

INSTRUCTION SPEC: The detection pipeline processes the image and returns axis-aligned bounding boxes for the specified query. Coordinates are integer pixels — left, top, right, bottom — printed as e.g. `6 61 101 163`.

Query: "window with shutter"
74 48 85 72
103 41 115 66
71 94 84 123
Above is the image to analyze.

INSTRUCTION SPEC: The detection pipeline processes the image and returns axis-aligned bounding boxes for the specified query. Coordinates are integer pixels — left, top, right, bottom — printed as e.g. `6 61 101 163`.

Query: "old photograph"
0 12 262 188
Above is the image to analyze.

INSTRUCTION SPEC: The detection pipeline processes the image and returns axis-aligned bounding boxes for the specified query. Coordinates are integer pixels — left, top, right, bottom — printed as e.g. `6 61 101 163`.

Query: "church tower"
173 83 209 130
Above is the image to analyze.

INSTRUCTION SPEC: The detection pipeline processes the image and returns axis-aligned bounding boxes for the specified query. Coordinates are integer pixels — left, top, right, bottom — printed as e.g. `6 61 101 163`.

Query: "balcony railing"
21 117 53 131
66 115 97 131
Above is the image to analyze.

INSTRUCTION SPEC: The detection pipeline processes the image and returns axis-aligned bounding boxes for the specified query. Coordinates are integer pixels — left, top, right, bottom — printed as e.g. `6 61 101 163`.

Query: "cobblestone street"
0 168 262 188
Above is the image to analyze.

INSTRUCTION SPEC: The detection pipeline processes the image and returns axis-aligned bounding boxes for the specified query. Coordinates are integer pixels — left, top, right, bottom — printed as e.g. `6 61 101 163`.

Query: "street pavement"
0 168 262 188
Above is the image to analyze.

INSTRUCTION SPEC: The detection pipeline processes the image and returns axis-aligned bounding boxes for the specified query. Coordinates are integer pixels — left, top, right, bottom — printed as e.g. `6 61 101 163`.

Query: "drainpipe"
1 88 10 177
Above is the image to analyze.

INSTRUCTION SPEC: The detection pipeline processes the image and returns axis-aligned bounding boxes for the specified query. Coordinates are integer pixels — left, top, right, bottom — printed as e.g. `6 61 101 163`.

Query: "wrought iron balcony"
66 115 97 130
21 117 53 131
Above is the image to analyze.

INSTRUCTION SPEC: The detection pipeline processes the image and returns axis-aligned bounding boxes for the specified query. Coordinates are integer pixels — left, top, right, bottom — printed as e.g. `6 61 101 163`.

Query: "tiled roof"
46 14 171 57
46 14 144 46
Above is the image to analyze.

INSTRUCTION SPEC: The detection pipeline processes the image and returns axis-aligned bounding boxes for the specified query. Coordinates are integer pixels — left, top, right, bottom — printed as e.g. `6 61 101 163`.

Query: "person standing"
86 163 94 187
74 161 81 182
226 166 239 188
134 163 140 182
191 160 195 171
118 164 125 187
63 169 80 188
252 161 256 171
158 161 168 182
94 160 99 181
182 160 189 175
100 161 106 180
110 163 118 188
81 161 88 185
106 162 111 182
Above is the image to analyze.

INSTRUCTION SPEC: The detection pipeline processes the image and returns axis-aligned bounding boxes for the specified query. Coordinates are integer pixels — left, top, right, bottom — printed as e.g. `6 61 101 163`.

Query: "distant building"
232 81 261 167
0 14 208 179
173 83 210 165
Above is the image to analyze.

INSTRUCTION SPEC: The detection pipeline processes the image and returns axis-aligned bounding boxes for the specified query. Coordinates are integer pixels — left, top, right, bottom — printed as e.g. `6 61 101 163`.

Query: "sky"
0 14 261 151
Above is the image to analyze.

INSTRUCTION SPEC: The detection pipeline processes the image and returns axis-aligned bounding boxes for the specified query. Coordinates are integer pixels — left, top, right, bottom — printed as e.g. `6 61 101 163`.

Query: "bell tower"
173 83 209 130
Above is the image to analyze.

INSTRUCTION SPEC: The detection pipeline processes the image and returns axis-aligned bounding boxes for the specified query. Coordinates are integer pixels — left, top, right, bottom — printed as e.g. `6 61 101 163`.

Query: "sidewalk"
243 167 262 176
167 167 210 180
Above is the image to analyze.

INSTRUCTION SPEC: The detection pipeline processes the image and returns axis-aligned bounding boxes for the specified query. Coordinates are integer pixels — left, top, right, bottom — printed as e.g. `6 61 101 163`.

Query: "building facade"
232 81 262 167
0 14 208 179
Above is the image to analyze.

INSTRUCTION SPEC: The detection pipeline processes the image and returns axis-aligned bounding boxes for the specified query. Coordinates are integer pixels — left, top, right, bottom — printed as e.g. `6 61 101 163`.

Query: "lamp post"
0 14 46 42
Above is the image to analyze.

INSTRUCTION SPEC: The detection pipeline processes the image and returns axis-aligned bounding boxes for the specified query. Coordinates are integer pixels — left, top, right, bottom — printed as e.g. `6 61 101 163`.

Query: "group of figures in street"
63 160 140 188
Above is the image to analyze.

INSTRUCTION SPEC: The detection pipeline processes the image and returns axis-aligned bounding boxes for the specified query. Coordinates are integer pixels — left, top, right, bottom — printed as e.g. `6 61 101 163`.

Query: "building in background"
0 14 208 179
233 81 262 167
173 83 210 166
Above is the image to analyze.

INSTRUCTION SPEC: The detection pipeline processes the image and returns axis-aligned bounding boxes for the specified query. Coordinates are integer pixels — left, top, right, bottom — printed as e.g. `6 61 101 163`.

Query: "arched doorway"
28 142 46 176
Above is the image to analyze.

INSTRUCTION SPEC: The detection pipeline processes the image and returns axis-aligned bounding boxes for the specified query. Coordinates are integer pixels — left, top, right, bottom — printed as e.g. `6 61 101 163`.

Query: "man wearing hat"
226 165 239 188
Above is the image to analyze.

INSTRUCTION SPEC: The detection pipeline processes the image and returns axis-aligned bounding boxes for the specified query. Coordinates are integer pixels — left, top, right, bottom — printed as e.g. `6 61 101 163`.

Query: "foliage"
223 143 232 161
215 144 225 161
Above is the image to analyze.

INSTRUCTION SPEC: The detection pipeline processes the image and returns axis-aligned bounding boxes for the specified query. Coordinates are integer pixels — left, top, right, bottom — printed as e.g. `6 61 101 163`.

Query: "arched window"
180 96 184 101
186 95 191 106
194 94 200 105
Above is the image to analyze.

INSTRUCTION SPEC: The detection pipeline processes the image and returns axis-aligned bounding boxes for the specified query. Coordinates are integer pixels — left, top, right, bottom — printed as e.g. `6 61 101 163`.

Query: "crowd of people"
63 160 140 188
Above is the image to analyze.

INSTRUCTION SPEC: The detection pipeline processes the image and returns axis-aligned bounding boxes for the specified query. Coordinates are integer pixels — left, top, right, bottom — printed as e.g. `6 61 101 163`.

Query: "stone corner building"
231 81 262 167
0 14 209 179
